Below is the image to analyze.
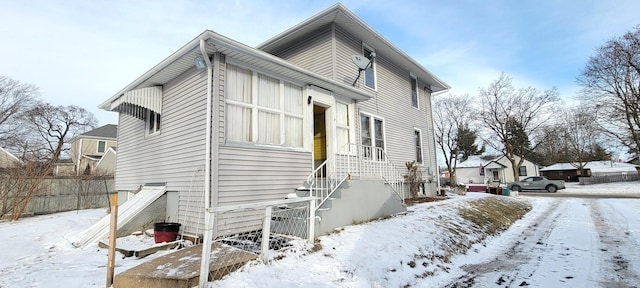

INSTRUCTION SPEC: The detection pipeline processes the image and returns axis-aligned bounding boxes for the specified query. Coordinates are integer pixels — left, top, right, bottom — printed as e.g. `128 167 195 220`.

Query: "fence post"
199 212 215 288
308 198 315 243
261 206 272 262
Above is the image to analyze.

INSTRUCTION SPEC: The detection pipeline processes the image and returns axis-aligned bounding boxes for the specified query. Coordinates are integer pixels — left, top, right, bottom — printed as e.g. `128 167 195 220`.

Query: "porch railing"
306 143 405 210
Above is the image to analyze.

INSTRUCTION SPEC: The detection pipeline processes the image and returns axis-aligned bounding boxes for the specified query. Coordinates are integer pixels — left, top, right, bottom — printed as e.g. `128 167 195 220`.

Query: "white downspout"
199 38 214 288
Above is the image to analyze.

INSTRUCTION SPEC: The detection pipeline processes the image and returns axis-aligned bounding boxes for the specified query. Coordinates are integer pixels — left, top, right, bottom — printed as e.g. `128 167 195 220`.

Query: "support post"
308 198 315 243
261 206 272 262
198 212 214 288
106 193 118 287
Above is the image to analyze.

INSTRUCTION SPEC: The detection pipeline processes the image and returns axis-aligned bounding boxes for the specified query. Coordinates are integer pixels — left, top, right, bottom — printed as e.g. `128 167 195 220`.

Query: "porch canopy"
109 86 162 120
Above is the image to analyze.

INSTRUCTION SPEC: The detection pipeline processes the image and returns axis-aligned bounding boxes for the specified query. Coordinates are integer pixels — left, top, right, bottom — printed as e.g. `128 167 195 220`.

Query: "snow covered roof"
457 155 496 168
541 161 639 172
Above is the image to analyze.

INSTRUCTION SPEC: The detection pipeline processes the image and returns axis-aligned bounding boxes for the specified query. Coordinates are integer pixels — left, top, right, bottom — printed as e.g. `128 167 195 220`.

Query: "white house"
98 4 449 238
456 155 540 185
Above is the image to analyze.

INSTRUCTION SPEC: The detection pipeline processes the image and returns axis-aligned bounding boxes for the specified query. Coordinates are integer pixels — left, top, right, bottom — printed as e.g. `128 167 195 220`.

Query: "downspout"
199 38 214 288
200 38 213 214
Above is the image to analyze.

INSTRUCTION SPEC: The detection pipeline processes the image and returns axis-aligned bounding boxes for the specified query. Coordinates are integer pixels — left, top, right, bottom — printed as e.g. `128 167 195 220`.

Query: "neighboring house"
69 124 117 175
541 160 640 182
456 155 540 185
98 4 449 237
626 155 640 165
0 147 21 169
53 158 75 176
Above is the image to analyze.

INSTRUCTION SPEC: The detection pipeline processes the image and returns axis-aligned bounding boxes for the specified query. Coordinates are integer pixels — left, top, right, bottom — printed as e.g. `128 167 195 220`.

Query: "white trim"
410 74 419 110
145 110 161 137
96 140 106 153
413 127 424 165
0 146 21 164
225 63 306 148
362 43 377 91
359 111 386 154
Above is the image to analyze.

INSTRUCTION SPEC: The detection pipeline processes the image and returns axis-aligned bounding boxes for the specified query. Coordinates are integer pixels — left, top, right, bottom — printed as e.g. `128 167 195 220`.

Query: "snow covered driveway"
444 198 640 287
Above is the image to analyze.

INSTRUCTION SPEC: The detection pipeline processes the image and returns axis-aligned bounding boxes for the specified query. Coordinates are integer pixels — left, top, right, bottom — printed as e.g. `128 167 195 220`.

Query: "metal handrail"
306 143 406 210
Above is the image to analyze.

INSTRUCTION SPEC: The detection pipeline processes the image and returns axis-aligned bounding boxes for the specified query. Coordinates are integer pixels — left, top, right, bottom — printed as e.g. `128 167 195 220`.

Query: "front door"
313 105 327 172
308 86 335 175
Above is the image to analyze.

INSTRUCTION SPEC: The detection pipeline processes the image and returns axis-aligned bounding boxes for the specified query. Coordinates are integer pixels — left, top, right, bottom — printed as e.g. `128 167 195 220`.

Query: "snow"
0 181 639 287
540 160 639 173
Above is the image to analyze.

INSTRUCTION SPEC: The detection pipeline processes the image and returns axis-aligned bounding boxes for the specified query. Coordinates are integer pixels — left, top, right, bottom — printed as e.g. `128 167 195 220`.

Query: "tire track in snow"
444 199 567 287
589 199 640 287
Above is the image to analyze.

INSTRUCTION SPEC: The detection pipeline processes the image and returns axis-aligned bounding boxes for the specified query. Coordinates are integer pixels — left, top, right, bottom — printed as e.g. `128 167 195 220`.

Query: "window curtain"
336 103 350 151
258 74 280 109
226 64 252 141
283 83 303 147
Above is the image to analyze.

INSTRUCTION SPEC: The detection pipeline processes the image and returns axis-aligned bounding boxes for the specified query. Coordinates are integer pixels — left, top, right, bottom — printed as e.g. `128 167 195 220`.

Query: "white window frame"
414 128 423 164
335 101 355 154
97 140 106 153
360 111 386 161
410 74 419 109
145 110 161 136
362 43 377 90
225 63 305 148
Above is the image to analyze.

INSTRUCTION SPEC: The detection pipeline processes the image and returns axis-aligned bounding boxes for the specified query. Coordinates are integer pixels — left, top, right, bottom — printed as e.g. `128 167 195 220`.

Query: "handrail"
306 143 406 210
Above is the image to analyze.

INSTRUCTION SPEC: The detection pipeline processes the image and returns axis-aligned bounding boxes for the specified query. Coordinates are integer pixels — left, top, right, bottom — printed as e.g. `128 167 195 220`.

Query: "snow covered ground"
0 181 638 287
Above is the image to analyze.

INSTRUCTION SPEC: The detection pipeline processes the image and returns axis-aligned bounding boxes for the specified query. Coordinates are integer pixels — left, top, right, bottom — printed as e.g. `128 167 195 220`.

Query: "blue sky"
1 0 638 125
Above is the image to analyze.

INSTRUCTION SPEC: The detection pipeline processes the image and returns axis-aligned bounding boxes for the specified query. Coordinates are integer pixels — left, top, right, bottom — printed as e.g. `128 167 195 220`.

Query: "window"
360 113 385 160
519 166 528 176
479 166 485 176
414 129 422 164
97 141 106 153
146 110 161 135
336 102 351 150
411 76 418 108
225 63 304 147
363 46 376 89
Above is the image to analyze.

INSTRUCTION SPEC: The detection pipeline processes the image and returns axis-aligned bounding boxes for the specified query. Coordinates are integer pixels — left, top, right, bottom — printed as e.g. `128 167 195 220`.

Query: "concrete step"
114 242 257 288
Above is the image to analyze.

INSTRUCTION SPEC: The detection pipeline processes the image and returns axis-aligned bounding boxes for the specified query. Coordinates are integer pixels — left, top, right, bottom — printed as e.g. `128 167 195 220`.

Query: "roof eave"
257 3 450 92
100 30 373 111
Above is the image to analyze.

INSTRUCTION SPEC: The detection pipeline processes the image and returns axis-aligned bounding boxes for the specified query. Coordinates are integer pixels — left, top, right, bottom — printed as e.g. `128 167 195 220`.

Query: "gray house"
98 4 449 238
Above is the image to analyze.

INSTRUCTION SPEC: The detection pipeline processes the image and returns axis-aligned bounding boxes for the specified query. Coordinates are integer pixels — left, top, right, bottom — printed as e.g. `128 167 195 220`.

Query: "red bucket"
154 222 181 243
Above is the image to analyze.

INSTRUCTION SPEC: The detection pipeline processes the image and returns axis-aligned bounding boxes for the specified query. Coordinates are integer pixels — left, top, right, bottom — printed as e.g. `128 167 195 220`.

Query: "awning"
110 86 163 120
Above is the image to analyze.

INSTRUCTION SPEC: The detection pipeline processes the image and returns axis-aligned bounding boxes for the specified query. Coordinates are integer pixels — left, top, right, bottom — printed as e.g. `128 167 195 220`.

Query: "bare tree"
479 73 559 179
22 104 97 165
434 94 476 186
0 76 40 149
578 26 640 155
561 104 603 176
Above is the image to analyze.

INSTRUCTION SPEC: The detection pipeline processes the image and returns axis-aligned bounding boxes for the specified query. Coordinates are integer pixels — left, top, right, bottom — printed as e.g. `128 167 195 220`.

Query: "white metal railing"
198 197 315 288
306 143 405 210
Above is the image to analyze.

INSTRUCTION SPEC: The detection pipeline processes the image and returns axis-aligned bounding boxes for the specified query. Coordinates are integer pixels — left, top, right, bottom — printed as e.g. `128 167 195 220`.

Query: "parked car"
507 176 566 193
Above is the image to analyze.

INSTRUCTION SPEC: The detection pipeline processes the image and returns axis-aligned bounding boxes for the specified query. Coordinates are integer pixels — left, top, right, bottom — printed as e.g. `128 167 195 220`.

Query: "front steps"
292 178 406 237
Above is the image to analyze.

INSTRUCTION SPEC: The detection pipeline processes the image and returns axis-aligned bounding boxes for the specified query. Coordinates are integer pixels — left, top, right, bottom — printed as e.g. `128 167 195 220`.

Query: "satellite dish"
351 54 371 70
350 53 375 86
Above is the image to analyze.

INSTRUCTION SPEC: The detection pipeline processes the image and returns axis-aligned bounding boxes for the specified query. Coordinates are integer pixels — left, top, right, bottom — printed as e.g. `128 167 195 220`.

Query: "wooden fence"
578 173 640 185
1 176 114 218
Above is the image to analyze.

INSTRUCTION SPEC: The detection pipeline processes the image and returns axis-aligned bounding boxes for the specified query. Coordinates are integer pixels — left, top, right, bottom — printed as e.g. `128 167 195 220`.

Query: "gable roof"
257 3 450 93
80 124 118 139
99 28 375 112
456 155 493 168
541 161 640 172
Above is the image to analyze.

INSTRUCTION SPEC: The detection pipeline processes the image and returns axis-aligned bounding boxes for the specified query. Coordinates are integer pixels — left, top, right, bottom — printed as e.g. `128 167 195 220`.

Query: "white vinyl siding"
115 68 208 234
263 24 334 79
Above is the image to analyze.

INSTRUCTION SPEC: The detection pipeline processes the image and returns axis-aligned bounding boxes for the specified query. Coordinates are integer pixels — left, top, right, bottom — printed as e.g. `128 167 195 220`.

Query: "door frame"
308 86 335 173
